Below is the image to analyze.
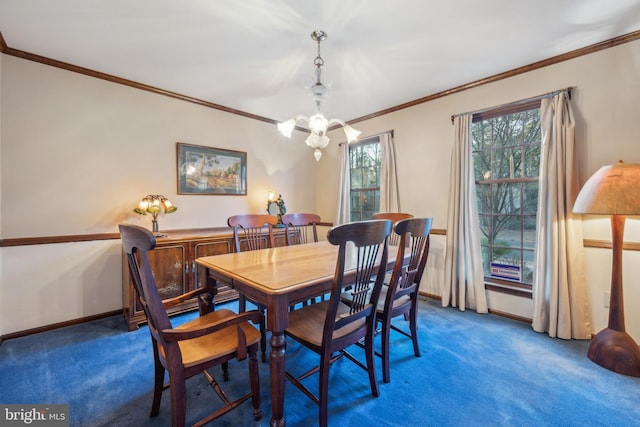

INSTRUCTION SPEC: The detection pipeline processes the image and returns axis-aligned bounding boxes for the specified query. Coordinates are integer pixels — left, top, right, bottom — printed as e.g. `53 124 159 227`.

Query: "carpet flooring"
1 298 639 426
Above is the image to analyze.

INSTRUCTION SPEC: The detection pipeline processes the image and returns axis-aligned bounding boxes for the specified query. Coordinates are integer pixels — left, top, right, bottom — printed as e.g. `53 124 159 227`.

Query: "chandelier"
277 30 361 161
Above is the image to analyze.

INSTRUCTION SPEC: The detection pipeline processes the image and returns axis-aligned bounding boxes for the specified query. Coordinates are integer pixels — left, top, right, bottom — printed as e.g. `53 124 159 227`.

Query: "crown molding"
1 30 639 126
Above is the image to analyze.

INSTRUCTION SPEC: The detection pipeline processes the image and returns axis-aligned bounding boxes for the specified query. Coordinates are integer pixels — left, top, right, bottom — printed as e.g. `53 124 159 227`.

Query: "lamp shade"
573 161 640 215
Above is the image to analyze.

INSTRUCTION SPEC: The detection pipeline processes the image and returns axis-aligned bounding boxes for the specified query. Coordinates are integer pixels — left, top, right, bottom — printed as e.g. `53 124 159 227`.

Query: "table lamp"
573 160 640 376
266 191 286 224
134 194 177 233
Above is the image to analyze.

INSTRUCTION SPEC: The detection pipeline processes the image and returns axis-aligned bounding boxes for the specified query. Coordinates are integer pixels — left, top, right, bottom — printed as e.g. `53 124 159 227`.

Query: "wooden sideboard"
122 227 288 331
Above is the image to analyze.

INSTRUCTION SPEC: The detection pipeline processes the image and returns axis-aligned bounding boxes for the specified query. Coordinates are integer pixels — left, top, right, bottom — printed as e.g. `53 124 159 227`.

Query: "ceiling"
1 0 640 124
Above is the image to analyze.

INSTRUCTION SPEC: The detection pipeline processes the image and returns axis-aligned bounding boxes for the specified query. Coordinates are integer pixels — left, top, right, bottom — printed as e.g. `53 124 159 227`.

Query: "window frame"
348 136 382 222
472 99 541 296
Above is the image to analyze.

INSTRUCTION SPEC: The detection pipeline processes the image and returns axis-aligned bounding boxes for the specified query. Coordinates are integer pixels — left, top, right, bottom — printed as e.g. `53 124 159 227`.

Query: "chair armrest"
162 309 263 342
162 286 217 313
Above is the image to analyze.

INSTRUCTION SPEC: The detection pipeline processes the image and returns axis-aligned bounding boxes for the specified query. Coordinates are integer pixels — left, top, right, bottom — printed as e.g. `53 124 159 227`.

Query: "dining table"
196 239 400 427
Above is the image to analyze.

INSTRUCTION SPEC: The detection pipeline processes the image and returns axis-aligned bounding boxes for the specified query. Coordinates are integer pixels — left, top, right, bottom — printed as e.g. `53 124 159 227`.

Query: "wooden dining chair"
282 213 321 246
372 212 414 246
349 217 432 383
282 213 323 308
284 219 393 427
119 224 263 427
227 214 279 362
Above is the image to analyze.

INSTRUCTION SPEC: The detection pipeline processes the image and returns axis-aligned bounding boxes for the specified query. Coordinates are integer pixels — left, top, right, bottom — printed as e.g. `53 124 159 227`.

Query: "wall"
3 39 640 342
0 55 317 335
316 39 640 341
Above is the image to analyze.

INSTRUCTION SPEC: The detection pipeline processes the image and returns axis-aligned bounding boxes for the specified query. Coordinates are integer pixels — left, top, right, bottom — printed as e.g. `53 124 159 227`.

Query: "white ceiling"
1 0 640 124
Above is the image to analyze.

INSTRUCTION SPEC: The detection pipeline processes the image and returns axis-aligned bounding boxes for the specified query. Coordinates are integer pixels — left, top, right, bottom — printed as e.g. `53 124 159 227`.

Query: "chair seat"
341 286 411 314
375 286 411 313
167 309 262 368
286 300 367 349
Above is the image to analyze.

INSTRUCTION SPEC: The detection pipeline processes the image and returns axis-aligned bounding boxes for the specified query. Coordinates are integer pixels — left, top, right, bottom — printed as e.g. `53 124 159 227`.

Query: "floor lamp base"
587 328 640 377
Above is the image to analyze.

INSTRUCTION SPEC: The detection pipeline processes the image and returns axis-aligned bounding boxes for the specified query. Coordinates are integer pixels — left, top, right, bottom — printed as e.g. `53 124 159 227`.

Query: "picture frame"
177 143 247 195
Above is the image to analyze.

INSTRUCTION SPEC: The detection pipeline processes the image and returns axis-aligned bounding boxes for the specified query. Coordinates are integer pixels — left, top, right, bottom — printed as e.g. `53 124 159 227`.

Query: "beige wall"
0 55 317 334
316 39 640 341
2 39 640 342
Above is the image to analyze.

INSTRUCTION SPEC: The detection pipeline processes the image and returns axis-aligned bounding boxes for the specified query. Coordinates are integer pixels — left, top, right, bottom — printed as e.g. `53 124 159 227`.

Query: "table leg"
269 330 286 427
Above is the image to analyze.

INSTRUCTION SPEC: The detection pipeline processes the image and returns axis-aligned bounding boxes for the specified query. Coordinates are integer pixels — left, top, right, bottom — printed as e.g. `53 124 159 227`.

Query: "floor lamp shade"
573 161 640 376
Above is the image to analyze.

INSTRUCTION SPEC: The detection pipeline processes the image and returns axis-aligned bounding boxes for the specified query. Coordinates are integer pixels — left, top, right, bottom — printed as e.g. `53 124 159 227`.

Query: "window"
349 137 381 221
471 100 541 287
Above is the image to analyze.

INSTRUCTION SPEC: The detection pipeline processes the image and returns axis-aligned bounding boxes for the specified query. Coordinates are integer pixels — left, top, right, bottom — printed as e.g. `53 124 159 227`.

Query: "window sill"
485 280 532 299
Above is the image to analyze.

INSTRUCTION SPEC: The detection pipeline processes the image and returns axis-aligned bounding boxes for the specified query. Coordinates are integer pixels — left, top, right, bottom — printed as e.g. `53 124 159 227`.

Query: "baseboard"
0 309 123 346
418 291 532 324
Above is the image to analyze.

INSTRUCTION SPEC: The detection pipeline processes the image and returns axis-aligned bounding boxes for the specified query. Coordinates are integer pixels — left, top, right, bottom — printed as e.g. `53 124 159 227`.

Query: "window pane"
523 181 538 214
493 215 521 249
493 182 522 215
476 184 491 215
351 192 361 210
522 250 534 284
523 216 536 249
491 248 523 282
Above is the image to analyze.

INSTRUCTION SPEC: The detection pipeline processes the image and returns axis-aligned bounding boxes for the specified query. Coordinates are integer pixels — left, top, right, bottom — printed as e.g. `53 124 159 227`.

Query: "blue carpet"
1 298 639 426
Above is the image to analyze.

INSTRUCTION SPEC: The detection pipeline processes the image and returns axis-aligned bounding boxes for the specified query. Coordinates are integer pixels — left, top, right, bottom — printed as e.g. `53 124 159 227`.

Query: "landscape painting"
177 143 247 195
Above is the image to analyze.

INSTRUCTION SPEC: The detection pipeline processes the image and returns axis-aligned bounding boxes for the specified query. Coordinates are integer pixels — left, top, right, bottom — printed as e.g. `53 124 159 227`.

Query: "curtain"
532 91 591 339
443 115 488 313
379 132 400 212
335 142 351 225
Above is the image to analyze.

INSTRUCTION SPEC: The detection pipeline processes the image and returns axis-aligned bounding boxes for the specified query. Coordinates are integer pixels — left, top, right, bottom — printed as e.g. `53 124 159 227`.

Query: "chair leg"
169 371 188 427
365 325 380 397
249 350 262 420
150 345 164 417
259 315 267 363
409 305 420 358
318 352 331 427
238 293 247 312
240 295 267 362
221 361 229 381
381 318 392 384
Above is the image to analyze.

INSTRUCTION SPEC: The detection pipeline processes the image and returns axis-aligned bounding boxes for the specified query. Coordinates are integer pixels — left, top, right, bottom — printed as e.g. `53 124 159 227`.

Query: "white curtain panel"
335 142 351 225
379 132 400 213
443 115 488 313
532 92 591 339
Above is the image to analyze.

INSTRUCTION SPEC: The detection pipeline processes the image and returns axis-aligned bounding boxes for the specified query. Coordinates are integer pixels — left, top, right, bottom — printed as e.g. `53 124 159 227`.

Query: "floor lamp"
573 160 640 377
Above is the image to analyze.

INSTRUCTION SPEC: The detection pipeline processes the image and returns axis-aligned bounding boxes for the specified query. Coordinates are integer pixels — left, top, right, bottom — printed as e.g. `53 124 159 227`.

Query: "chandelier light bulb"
308 113 328 133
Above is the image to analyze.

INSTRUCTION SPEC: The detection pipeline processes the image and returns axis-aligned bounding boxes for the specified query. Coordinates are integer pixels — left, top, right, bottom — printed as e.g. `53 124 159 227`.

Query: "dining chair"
282 213 321 246
227 214 279 362
372 212 414 246
284 219 393 427
345 217 432 383
282 213 323 308
119 224 263 427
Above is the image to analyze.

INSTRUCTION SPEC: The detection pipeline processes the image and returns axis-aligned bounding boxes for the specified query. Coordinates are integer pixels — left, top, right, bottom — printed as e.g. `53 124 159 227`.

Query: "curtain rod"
338 129 394 146
450 87 574 124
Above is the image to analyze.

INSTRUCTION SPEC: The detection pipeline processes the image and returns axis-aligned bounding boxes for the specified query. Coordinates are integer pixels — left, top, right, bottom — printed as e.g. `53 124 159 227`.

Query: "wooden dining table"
196 240 399 427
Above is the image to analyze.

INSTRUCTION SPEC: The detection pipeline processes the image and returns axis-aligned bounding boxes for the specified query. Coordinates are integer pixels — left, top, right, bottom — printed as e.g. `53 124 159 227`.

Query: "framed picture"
177 143 247 195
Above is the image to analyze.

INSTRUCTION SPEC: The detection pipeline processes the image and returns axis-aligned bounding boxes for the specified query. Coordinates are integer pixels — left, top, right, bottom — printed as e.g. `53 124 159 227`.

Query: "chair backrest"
228 214 279 252
325 219 393 343
372 213 414 246
119 224 176 358
282 213 321 245
385 217 433 310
